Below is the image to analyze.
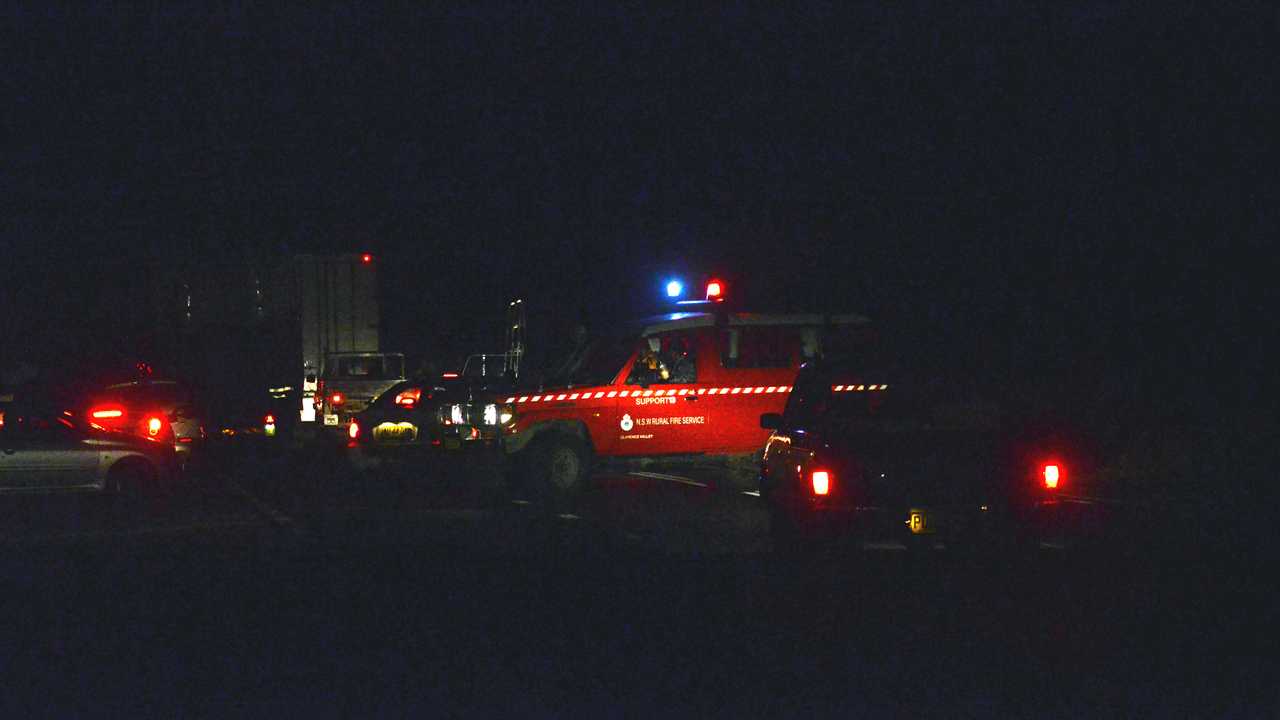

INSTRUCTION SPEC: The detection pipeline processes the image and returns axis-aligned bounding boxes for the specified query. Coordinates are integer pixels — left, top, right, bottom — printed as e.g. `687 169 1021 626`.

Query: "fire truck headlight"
498 405 515 426
482 404 498 426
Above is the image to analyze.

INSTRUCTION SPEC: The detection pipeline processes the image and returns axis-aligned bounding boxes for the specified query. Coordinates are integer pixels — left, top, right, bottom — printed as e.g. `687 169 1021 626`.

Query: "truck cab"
316 352 406 429
492 309 869 496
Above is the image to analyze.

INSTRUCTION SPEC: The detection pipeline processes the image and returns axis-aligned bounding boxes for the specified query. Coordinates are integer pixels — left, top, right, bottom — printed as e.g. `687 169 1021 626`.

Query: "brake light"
147 416 163 436
91 408 124 419
811 470 831 496
1043 463 1062 490
348 420 360 439
442 372 459 379
330 392 344 406
395 388 422 408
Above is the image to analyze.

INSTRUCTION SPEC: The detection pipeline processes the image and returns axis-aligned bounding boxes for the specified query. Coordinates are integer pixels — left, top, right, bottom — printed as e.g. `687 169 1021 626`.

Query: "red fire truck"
470 280 869 496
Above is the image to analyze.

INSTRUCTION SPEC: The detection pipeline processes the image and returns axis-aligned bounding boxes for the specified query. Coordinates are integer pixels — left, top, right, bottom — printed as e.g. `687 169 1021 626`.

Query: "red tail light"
395 388 422 408
811 470 831 496
1043 463 1062 490
330 392 345 406
442 372 459 379
147 416 163 436
264 414 275 424
348 420 360 439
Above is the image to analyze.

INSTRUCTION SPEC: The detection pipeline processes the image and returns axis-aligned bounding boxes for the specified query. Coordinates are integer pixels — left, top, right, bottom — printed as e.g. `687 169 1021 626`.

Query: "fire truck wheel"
534 434 591 497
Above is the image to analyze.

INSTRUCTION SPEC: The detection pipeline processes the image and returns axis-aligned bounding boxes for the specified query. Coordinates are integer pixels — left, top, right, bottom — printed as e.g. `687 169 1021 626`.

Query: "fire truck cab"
497 306 869 496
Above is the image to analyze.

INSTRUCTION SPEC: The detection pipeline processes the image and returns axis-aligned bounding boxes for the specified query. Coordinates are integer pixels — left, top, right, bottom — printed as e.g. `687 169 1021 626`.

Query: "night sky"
3 2 1274 418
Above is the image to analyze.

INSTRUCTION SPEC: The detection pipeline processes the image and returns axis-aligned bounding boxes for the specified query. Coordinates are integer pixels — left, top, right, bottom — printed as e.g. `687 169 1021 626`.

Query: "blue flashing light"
665 280 684 298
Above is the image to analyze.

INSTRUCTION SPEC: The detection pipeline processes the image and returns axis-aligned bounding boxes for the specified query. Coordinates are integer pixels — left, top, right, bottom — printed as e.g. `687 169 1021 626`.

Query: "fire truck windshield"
544 334 636 388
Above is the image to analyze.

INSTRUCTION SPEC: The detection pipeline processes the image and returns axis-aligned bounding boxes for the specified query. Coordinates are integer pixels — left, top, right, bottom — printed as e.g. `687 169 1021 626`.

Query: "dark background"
2 2 1274 423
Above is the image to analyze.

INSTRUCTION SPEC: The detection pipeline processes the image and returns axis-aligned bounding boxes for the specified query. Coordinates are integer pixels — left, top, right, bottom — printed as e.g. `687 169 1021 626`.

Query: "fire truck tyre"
533 435 591 497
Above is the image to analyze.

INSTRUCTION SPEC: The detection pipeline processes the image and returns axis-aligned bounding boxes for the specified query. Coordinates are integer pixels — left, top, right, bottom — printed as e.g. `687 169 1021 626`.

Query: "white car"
96 380 206 470
0 408 178 494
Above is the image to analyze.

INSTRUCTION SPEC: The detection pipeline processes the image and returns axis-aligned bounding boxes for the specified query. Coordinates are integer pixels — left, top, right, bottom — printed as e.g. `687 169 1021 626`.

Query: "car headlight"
450 404 465 425
482 404 498 426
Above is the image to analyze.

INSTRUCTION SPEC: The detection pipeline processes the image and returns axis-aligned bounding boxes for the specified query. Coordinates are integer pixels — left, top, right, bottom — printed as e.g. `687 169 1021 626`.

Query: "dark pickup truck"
760 356 1085 554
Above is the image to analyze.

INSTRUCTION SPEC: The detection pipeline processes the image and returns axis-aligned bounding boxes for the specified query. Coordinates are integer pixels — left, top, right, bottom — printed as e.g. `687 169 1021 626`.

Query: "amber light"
811 470 831 496
1043 463 1062 490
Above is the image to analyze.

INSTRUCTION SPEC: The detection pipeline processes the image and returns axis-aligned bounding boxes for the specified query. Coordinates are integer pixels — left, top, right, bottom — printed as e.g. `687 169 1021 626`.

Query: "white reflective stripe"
518 396 529 402
697 388 707 394
569 393 579 400
643 390 654 396
531 395 542 402
556 394 567 400
505 397 515 403
731 387 742 394
766 386 778 393
607 390 618 398
595 391 606 398
834 385 845 392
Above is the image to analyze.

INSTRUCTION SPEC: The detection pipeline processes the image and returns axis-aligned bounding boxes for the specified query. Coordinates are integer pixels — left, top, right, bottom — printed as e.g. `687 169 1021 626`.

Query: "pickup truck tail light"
1042 463 1062 490
811 469 831 496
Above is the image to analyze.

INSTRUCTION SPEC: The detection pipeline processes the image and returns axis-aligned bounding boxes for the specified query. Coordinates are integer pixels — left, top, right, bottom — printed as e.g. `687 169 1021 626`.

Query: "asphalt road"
2 443 1275 717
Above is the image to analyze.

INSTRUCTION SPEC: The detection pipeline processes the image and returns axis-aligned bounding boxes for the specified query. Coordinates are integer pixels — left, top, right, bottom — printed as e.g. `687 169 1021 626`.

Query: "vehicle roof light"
705 280 723 301
666 279 684 298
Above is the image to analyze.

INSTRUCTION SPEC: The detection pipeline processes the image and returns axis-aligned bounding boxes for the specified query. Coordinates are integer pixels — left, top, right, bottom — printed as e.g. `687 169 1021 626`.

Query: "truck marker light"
1043 464 1061 490
812 470 830 495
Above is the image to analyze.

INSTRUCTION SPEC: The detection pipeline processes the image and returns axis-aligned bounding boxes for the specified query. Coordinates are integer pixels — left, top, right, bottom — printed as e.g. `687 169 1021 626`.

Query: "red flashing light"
811 470 831 496
146 416 163 437
1043 463 1061 490
264 414 276 424
705 280 724 301
361 253 373 264
330 393 345 406
348 420 360 440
